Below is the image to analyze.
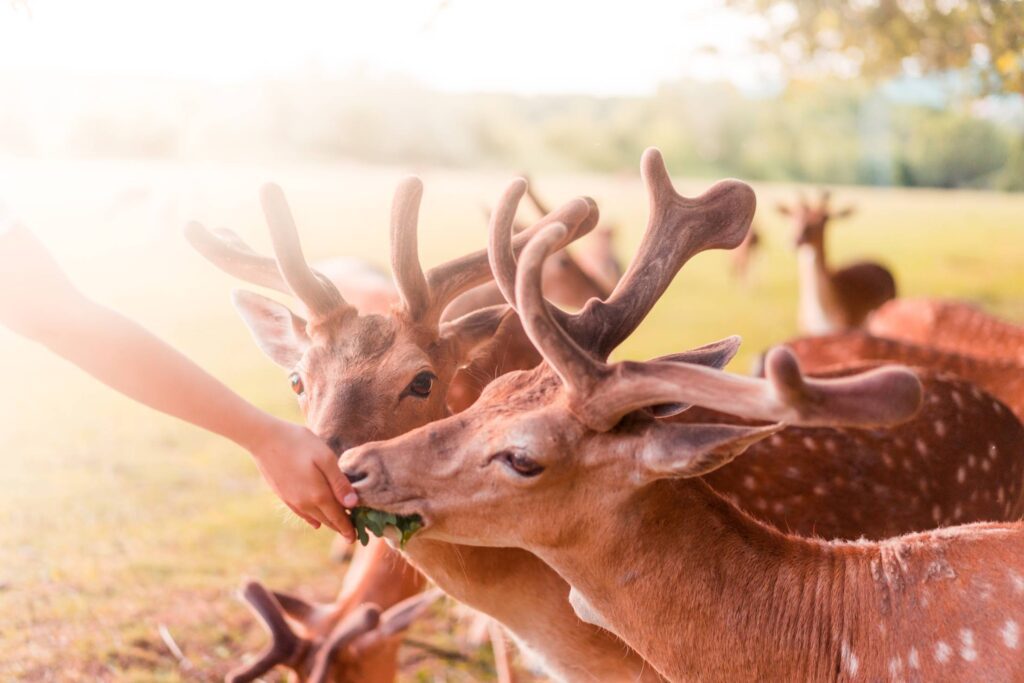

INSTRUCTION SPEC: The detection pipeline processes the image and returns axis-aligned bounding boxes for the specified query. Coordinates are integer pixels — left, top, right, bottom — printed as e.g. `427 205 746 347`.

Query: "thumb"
323 458 359 509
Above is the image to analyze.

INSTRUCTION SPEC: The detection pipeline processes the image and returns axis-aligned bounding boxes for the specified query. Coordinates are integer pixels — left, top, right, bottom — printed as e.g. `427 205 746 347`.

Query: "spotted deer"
869 297 1024 365
194 151 1023 681
780 190 896 335
186 181 599 681
340 222 1024 682
775 330 1024 422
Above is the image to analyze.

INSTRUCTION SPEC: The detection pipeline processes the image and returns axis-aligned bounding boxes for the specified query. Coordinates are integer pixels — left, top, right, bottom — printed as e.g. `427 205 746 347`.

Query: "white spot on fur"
951 390 964 408
954 504 963 520
957 467 966 484
802 436 818 451
743 475 757 490
916 438 929 456
934 420 947 437
1010 571 1024 593
932 505 943 524
989 443 999 460
882 452 894 469
1002 620 1020 649
841 641 859 676
935 641 952 663
982 459 992 472
908 647 920 669
968 454 978 468
888 656 903 677
959 629 977 661
814 484 827 496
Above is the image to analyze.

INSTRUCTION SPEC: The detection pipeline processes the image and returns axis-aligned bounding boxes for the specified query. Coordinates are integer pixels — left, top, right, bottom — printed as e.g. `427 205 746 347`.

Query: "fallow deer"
195 151 1023 681
780 190 896 335
869 297 1024 365
186 182 600 681
729 223 761 281
340 222 1024 682
773 330 1024 422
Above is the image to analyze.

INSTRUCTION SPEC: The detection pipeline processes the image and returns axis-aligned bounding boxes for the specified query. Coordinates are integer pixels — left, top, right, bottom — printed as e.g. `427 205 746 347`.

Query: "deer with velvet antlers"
780 190 896 335
192 150 1024 681
340 215 1024 682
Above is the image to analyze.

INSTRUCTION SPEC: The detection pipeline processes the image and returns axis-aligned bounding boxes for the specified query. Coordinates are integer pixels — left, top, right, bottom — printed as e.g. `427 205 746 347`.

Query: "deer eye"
407 371 435 398
498 451 545 478
288 372 305 396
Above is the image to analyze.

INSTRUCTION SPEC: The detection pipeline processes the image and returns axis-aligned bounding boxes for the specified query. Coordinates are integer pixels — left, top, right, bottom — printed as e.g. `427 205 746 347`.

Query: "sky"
0 0 780 95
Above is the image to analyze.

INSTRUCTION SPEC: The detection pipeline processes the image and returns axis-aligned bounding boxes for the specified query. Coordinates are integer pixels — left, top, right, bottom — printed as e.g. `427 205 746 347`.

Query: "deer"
339 220 1024 682
196 150 1024 681
769 330 1024 422
729 223 761 282
869 297 1024 365
779 190 896 335
185 179 613 681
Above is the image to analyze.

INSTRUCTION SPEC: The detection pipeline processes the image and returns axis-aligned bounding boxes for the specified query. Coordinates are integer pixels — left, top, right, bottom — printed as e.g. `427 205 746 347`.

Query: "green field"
1 158 1022 681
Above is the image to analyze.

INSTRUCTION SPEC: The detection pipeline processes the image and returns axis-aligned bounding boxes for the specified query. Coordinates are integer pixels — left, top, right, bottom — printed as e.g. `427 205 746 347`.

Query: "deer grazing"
194 151 1023 681
340 219 1024 682
780 190 896 335
869 297 1024 365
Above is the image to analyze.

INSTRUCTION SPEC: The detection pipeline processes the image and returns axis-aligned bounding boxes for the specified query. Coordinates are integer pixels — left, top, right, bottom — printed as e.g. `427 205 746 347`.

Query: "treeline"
2 71 1022 190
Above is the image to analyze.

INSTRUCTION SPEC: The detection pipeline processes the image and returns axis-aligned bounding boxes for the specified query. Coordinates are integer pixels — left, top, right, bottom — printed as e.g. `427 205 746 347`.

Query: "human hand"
247 416 358 541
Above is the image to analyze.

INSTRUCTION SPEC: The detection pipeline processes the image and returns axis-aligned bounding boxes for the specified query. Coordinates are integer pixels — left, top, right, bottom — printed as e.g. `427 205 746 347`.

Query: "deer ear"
645 336 742 418
440 305 515 363
638 422 782 481
232 290 310 368
776 202 792 216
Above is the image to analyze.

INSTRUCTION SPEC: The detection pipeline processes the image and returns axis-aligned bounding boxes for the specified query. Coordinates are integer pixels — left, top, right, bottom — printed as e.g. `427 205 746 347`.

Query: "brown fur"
869 297 1024 365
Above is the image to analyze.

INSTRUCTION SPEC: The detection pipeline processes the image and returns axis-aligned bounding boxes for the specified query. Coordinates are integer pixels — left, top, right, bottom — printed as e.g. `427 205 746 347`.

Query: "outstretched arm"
0 224 356 541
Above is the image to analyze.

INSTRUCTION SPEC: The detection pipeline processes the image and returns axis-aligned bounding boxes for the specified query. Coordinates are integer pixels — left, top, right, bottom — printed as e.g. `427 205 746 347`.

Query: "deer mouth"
350 506 425 548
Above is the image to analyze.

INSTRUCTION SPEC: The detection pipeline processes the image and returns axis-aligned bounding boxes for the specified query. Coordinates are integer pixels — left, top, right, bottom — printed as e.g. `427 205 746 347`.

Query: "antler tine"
424 191 597 325
523 180 552 217
515 223 607 396
184 222 292 295
259 183 348 320
576 345 922 432
487 178 528 307
308 603 382 683
390 177 432 320
226 580 303 683
564 148 755 359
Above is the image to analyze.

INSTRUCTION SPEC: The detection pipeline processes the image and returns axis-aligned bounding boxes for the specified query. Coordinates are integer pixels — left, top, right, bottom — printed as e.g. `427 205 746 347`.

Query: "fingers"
316 467 357 542
323 457 360 509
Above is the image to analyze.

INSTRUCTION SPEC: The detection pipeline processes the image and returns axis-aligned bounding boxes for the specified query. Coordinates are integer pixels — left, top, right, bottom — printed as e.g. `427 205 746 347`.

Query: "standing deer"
194 151 1024 681
340 222 1024 682
869 297 1024 365
729 223 761 282
780 190 896 335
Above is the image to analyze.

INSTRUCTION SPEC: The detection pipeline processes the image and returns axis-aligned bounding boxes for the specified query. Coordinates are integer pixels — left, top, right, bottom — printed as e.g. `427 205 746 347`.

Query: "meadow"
0 157 1022 681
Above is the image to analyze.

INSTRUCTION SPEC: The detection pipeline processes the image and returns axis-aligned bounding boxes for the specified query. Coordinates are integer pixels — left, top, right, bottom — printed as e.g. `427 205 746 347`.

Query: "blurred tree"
729 0 1024 94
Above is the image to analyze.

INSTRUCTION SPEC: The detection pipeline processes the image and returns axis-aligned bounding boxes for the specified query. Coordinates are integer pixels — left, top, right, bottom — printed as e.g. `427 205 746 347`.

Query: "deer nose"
327 436 349 455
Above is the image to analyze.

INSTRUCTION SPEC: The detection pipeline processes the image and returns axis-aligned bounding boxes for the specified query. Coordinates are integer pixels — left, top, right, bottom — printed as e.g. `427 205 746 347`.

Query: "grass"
0 157 1022 680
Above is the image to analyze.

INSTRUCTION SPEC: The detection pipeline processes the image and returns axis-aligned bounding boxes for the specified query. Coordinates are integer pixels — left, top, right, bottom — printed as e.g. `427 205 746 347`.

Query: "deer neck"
533 476 1024 682
401 539 661 682
797 239 839 335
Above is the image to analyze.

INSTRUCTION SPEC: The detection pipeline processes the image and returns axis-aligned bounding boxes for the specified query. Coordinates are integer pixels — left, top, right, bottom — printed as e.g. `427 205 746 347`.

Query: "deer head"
226 581 443 683
185 179 597 452
777 189 855 249
339 151 922 549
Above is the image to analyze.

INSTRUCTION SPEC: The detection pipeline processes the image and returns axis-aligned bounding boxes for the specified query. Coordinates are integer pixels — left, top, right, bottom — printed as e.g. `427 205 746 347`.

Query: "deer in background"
780 190 896 335
729 223 761 282
340 221 1024 682
869 296 1024 365
193 152 1024 681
